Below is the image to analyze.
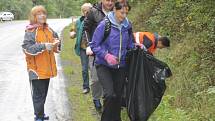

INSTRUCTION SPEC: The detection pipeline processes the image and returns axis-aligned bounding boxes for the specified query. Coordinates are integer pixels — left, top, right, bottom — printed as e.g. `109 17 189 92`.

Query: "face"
102 0 115 11
36 11 47 24
157 41 166 49
82 8 90 16
114 7 126 23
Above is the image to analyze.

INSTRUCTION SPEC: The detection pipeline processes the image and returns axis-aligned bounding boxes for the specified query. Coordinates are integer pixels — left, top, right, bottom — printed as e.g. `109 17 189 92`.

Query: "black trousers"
31 79 50 118
96 65 126 121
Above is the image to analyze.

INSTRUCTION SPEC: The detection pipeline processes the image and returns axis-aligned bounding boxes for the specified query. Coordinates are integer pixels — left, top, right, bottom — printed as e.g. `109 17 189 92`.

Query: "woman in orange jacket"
22 5 60 121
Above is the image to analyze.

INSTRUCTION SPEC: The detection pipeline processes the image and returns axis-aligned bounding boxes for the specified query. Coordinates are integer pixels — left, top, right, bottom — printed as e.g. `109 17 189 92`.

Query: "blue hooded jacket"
90 12 134 68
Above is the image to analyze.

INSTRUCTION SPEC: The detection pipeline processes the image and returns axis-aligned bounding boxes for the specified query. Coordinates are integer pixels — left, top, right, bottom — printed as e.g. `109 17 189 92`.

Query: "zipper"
118 29 122 68
43 27 54 77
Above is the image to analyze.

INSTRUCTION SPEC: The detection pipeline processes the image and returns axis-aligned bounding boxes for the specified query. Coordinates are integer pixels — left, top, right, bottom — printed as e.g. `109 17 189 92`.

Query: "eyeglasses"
115 2 124 10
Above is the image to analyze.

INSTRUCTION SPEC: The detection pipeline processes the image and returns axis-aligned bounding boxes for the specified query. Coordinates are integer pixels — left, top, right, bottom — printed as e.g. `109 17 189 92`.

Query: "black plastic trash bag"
126 48 172 121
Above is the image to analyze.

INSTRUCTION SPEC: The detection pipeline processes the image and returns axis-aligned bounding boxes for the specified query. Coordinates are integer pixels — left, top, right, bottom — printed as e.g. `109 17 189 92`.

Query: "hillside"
128 0 215 120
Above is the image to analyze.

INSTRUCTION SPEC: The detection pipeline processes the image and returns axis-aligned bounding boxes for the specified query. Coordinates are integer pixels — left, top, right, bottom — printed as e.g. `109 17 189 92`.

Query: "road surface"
0 19 72 121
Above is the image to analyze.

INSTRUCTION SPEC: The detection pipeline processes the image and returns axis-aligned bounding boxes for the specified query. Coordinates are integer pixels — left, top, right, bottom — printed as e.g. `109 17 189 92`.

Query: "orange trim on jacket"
133 32 157 54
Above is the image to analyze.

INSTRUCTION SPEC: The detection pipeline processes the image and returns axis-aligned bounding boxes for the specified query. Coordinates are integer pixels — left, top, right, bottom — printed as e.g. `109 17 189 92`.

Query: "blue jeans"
80 49 89 89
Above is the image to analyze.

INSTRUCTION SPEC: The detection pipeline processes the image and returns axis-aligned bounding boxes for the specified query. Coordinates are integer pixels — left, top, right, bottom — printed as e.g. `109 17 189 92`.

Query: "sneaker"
82 88 90 94
43 114 49 120
93 99 102 113
35 114 49 121
35 118 43 121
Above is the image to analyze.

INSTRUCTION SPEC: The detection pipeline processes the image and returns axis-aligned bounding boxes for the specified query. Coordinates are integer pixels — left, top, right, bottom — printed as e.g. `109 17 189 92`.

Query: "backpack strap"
101 18 134 44
128 26 135 43
101 17 111 43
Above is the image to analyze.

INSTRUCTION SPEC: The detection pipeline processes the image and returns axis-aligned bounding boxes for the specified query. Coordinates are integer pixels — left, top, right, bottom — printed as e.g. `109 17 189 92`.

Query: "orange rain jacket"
133 32 159 54
22 24 60 80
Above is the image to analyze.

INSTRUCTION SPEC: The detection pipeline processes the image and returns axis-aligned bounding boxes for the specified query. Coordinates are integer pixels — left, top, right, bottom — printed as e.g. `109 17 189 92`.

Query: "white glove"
86 46 93 55
53 38 60 46
45 43 54 51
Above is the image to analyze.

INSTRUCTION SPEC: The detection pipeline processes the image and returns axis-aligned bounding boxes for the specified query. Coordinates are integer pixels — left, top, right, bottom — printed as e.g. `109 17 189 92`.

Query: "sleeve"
53 41 61 53
48 27 61 53
90 21 107 59
154 32 159 41
22 32 46 56
52 30 61 53
127 27 135 49
83 9 94 42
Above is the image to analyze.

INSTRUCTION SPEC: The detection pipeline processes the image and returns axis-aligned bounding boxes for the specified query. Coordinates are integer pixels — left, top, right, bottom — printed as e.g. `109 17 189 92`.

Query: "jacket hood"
93 2 103 11
25 23 48 31
107 12 129 29
26 24 39 30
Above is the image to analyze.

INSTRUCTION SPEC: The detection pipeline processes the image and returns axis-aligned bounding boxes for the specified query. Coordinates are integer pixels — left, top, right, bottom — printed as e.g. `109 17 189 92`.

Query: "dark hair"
159 37 170 47
125 1 131 11
115 1 124 10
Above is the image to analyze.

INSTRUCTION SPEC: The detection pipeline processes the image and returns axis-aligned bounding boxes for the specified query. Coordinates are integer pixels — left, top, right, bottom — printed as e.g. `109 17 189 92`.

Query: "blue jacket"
90 12 134 68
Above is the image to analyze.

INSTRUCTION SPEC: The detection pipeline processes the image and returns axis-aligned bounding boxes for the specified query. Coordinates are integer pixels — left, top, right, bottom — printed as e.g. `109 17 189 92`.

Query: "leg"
80 49 89 90
112 68 127 121
32 79 50 119
96 65 117 121
89 56 103 109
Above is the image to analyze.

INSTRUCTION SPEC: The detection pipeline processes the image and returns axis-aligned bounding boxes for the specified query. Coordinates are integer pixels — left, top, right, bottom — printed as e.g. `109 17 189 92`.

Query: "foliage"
0 0 32 19
0 0 87 19
128 0 215 120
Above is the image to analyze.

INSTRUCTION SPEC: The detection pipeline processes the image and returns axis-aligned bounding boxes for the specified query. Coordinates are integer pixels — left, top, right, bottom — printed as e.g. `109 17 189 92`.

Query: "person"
90 2 134 121
84 0 115 112
22 5 60 121
133 32 170 54
70 3 92 94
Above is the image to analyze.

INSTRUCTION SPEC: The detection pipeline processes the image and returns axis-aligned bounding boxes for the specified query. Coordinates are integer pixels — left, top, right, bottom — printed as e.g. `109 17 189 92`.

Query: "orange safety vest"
133 32 157 54
24 26 57 79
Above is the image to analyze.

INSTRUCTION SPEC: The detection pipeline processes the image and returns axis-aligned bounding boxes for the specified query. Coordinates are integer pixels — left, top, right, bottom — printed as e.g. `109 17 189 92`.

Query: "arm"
127 27 135 49
83 9 94 42
90 21 107 59
22 32 46 56
51 29 61 53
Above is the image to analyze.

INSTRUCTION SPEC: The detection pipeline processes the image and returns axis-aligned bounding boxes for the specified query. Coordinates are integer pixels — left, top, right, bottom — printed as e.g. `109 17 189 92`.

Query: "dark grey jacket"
83 2 106 42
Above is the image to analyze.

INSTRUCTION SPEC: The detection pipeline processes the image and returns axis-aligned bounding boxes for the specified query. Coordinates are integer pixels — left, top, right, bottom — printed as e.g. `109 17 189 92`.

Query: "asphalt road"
0 19 72 121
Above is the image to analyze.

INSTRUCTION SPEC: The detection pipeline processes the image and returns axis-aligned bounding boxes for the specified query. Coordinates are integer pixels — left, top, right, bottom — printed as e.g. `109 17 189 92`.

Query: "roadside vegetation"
61 0 215 121
128 0 215 120
0 0 85 19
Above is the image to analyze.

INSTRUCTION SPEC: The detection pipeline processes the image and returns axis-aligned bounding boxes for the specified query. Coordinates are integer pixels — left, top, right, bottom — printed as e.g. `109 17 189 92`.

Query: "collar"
107 12 129 29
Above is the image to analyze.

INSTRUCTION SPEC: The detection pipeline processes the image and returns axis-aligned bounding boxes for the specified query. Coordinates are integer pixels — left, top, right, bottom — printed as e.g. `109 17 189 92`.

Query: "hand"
45 43 54 51
86 46 94 55
70 31 76 39
104 53 118 65
53 38 60 46
134 43 147 51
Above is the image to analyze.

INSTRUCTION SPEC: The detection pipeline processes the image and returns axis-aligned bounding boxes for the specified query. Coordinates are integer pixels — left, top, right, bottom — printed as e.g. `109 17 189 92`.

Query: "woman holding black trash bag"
90 2 135 121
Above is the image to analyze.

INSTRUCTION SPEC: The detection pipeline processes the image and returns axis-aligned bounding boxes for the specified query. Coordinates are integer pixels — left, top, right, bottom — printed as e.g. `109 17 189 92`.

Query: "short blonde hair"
29 5 47 24
81 3 92 15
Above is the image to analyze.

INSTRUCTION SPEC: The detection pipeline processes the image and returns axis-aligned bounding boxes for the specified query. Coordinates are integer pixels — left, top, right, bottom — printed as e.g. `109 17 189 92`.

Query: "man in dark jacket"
83 0 115 112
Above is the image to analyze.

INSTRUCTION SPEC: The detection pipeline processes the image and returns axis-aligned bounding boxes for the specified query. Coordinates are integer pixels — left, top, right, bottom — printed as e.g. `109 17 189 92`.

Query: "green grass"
60 24 99 121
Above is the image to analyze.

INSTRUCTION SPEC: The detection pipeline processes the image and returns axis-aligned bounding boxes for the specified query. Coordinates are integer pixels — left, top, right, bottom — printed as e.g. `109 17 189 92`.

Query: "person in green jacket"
70 3 92 94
